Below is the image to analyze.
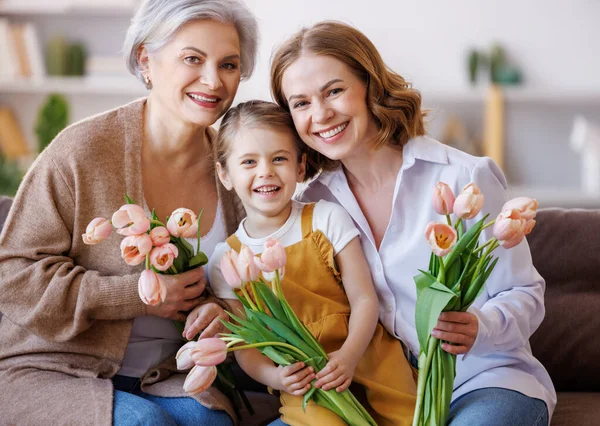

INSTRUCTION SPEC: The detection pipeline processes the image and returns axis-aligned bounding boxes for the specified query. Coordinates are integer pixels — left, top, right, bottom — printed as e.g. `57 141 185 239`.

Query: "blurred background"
1 0 599 207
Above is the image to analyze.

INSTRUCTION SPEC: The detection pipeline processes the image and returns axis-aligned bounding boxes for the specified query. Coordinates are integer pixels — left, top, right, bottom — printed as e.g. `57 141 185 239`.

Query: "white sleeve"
312 200 360 256
465 157 546 358
207 241 237 300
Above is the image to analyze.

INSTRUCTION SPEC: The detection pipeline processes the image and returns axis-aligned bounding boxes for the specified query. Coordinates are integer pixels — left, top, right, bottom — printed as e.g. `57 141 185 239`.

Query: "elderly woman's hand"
145 267 206 321
183 302 229 340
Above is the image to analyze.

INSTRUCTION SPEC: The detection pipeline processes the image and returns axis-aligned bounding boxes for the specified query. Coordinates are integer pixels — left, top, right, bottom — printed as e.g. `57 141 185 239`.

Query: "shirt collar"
312 136 449 188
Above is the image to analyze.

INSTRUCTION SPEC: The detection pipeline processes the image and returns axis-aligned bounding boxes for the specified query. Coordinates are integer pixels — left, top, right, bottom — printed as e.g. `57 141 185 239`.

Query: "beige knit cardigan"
0 99 245 425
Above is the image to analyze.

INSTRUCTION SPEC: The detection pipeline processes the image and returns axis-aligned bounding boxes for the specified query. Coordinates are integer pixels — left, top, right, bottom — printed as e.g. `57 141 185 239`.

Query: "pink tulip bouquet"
176 238 377 426
412 182 538 426
82 195 208 305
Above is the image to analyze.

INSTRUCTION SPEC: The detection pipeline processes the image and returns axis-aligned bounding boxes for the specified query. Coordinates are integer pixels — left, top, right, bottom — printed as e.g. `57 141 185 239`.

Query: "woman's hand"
274 362 315 396
314 349 358 392
183 302 229 340
145 267 206 321
432 311 479 355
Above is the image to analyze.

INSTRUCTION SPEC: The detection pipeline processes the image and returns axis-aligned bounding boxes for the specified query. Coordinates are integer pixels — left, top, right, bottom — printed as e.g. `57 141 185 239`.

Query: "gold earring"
145 75 151 85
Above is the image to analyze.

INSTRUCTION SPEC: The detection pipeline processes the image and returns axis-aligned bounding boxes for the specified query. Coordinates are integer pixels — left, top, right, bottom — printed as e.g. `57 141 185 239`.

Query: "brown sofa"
0 195 598 425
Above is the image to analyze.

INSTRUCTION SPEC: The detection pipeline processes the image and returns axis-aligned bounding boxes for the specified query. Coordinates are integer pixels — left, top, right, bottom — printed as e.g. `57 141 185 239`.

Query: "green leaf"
124 194 135 204
260 346 295 366
252 311 320 359
444 215 488 269
302 385 318 412
188 252 208 268
178 237 195 260
415 282 458 350
414 270 437 293
254 281 291 327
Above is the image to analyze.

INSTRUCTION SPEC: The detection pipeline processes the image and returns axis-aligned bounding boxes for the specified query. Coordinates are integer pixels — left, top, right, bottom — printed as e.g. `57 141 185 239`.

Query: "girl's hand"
183 302 229 340
432 311 479 355
314 350 357 392
275 362 315 396
145 267 206 321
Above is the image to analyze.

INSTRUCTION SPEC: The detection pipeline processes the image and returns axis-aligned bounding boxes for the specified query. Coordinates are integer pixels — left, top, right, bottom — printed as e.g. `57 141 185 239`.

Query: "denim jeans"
112 375 234 426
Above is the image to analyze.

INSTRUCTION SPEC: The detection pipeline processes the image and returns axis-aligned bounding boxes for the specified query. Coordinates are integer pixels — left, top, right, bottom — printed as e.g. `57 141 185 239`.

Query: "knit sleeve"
0 152 145 343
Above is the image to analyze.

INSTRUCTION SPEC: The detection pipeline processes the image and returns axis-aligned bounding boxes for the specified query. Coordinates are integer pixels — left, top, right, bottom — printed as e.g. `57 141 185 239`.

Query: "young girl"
186 100 416 425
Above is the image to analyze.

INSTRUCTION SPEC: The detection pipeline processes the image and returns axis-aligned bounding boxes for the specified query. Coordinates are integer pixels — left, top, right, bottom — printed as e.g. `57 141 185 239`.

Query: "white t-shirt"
118 202 227 378
209 200 360 300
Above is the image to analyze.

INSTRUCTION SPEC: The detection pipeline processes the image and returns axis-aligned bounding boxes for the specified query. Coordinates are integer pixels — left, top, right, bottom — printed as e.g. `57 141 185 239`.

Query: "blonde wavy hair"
270 21 426 179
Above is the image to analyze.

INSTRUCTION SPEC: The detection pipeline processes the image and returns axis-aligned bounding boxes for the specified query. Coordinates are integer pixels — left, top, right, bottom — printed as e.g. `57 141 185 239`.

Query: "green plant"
0 154 24 196
35 94 69 153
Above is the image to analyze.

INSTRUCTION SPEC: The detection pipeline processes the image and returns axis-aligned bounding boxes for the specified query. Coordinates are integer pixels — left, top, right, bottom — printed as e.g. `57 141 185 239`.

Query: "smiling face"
281 54 379 163
142 19 241 128
217 126 306 231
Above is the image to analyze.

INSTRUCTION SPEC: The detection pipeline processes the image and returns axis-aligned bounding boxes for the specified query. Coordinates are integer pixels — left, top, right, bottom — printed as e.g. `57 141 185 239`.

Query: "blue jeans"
112 375 233 426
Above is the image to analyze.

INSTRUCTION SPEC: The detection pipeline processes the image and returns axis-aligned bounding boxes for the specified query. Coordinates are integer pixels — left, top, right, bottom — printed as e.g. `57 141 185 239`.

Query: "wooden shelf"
0 2 136 16
422 87 600 106
0 76 147 96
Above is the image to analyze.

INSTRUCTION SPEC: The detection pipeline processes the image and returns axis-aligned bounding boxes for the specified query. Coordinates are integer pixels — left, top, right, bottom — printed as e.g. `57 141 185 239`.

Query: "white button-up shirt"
298 136 556 415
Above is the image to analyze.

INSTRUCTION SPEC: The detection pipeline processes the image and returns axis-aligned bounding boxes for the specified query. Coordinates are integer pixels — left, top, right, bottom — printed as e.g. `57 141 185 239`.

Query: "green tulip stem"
446 214 452 227
240 286 258 311
469 239 499 288
250 281 265 313
481 219 496 230
145 254 150 270
412 336 439 426
437 257 446 283
168 266 178 274
472 238 496 254
227 341 309 359
149 219 165 227
225 338 246 348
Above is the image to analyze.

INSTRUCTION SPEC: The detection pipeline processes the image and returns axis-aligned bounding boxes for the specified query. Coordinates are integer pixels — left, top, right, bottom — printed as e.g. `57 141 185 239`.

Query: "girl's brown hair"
270 20 427 179
214 100 309 174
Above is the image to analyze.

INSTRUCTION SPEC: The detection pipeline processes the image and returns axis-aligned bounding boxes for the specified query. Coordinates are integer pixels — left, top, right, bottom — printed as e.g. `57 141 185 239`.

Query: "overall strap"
226 234 242 252
301 203 316 239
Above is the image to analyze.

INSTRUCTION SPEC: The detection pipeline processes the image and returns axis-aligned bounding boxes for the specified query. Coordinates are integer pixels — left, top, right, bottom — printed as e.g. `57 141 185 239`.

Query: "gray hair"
123 0 258 88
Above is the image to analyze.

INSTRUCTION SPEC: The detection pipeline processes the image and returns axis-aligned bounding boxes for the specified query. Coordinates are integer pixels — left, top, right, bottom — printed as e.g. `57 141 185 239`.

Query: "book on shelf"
0 108 30 159
0 18 45 82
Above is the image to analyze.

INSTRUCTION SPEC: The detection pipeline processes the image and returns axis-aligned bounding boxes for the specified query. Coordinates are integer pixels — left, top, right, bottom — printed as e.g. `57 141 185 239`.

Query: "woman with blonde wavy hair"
270 21 555 426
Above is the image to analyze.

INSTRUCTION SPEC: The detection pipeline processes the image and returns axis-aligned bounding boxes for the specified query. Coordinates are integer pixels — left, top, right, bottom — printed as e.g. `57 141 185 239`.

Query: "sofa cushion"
528 208 600 392
551 392 600 426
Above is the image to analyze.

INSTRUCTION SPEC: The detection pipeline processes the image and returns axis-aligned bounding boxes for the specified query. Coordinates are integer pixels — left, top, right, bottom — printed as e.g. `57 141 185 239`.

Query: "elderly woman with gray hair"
0 1 257 424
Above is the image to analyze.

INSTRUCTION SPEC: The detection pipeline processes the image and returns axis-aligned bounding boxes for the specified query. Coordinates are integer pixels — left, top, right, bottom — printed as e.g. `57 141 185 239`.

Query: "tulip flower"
138 269 166 306
176 341 196 370
112 204 150 236
120 234 153 266
502 197 538 235
221 250 243 289
167 208 198 238
453 183 484 219
191 338 228 367
255 238 286 273
149 226 171 246
183 365 217 395
82 217 112 245
149 243 178 272
237 245 261 283
493 209 525 243
432 182 455 216
425 222 457 257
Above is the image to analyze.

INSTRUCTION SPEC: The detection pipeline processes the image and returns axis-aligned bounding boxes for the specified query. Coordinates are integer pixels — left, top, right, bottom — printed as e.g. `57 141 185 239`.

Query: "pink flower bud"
81 217 112 245
176 341 196 370
502 197 538 222
425 222 458 257
493 209 527 249
191 338 228 367
255 238 286 273
112 204 150 236
149 226 171 246
432 182 455 215
167 208 198 238
138 269 166 306
220 250 243 289
149 243 179 272
120 234 153 266
453 183 484 219
183 365 217 395
236 245 261 282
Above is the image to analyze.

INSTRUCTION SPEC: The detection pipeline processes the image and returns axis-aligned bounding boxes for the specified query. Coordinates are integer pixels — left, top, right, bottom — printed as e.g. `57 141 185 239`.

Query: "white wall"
235 0 600 102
